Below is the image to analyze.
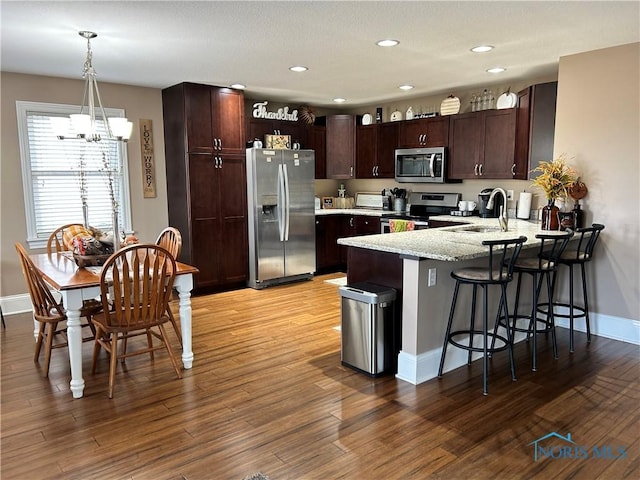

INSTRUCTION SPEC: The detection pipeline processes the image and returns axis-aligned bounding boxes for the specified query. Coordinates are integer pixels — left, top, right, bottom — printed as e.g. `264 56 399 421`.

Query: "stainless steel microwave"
395 147 448 183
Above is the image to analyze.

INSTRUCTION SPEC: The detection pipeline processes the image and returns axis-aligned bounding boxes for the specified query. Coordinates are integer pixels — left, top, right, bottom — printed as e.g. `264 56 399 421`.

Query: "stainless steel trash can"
339 282 397 376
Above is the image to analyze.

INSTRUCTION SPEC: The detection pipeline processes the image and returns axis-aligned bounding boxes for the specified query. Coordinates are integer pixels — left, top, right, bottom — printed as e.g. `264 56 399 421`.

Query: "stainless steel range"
380 192 461 233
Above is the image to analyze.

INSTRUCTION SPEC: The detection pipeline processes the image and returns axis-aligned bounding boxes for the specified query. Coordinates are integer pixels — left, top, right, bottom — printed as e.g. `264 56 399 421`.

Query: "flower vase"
541 199 559 230
112 211 121 251
82 203 89 229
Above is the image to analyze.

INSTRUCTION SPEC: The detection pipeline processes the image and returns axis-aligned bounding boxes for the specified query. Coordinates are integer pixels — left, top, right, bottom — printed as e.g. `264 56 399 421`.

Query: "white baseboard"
396 314 639 385
0 294 33 315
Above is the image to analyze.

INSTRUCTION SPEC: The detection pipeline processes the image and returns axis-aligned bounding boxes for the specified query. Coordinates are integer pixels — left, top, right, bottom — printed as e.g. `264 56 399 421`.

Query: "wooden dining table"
28 251 199 398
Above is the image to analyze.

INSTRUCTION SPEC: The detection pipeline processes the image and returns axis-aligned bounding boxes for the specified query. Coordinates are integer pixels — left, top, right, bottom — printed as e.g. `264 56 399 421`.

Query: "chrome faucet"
487 188 509 232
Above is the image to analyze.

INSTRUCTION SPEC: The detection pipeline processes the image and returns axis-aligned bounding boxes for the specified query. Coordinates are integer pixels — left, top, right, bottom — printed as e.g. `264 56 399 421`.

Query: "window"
16 101 131 249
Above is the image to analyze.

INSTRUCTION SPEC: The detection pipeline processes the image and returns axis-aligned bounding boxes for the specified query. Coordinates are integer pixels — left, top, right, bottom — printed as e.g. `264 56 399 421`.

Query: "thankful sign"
252 101 298 121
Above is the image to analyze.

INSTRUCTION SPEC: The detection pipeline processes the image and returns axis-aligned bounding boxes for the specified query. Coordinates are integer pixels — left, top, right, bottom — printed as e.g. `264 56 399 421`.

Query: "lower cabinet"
316 215 380 273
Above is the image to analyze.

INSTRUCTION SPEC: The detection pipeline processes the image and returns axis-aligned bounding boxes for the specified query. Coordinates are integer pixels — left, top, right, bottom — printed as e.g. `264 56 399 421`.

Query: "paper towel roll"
517 192 533 219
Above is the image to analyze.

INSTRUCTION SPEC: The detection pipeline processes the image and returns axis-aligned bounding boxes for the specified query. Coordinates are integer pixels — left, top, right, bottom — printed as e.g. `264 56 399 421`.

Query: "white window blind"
16 101 131 249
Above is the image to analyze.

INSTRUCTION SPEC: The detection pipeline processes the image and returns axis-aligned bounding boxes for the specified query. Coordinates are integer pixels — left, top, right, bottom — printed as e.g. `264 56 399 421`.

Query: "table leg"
62 289 85 398
174 274 194 369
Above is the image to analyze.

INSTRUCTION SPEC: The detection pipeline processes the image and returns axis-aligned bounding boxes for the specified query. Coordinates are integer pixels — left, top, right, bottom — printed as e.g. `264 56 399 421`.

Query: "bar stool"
538 224 604 352
438 236 527 395
498 230 573 372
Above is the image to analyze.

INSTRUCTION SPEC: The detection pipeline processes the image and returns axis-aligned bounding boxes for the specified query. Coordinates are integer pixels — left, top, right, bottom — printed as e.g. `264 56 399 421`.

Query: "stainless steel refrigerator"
246 148 316 289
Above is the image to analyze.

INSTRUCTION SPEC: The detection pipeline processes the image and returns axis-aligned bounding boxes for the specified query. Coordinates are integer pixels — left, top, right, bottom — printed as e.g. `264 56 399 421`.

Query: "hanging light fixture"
53 31 133 142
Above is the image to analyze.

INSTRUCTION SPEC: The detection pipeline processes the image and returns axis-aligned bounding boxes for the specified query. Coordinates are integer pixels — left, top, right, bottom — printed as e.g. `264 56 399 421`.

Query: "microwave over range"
395 146 458 183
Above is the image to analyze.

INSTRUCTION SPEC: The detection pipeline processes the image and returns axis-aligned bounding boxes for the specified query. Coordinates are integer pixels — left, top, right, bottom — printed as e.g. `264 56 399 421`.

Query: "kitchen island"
338 216 553 385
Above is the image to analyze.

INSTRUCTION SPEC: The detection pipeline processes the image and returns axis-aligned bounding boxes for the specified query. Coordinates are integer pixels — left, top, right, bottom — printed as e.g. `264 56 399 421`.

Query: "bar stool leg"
531 272 538 372
545 271 559 359
468 284 478 365
500 283 517 381
581 262 592 344
568 264 576 353
482 285 489 396
438 280 461 377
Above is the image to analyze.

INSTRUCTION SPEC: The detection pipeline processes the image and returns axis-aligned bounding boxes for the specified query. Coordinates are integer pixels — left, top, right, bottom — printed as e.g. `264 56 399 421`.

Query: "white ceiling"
1 1 638 107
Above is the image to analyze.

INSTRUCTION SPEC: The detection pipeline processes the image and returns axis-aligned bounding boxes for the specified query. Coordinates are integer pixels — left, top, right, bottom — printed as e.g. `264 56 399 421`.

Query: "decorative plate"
362 113 373 125
390 110 403 122
440 95 461 116
496 92 518 109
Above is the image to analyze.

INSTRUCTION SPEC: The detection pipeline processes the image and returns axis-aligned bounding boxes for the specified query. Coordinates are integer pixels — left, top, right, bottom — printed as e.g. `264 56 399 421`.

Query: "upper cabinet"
515 81 558 179
448 109 519 179
326 115 357 179
247 118 306 147
183 83 245 155
356 122 399 178
306 124 327 179
397 116 450 148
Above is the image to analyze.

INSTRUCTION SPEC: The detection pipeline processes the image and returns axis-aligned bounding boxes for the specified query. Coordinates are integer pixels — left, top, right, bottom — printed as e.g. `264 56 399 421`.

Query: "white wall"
554 42 639 322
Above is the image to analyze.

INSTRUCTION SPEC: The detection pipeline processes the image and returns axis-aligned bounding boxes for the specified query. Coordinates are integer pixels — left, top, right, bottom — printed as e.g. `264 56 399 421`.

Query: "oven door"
380 218 429 233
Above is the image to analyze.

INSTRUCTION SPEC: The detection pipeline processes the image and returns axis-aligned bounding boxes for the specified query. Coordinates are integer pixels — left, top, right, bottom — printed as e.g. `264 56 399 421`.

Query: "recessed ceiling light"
487 67 506 74
376 39 399 47
289 65 308 72
471 45 494 53
399 85 414 91
230 83 246 90
333 98 346 103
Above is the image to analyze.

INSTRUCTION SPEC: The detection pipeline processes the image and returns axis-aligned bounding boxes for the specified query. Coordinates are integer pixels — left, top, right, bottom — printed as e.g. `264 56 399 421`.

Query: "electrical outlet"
428 268 437 286
507 190 514 201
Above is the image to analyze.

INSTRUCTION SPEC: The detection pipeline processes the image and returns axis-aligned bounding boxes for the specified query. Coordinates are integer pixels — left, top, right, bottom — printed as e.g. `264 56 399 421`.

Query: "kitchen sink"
456 225 503 233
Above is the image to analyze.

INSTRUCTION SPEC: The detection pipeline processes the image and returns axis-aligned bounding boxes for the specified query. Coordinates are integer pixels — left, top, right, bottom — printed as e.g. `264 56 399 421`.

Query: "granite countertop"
336 215 555 262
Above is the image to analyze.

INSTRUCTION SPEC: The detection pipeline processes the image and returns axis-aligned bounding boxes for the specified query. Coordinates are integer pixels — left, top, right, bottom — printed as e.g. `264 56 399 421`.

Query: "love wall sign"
139 119 156 198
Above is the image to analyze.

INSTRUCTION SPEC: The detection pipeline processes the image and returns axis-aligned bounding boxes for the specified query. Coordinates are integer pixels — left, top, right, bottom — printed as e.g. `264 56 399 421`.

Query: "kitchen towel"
517 192 533 219
389 219 415 233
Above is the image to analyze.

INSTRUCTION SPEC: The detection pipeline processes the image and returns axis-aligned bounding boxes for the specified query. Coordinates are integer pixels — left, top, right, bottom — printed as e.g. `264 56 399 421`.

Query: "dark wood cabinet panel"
247 118 306 147
515 82 557 179
448 112 482 179
448 109 517 179
162 82 248 290
213 88 246 154
315 215 342 272
356 123 398 179
315 214 380 273
306 125 326 179
326 115 357 179
398 116 450 148
356 125 377 178
481 109 517 178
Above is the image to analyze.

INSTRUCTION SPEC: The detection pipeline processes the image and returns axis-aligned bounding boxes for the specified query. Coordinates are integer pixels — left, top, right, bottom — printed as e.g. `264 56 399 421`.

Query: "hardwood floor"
1 273 638 480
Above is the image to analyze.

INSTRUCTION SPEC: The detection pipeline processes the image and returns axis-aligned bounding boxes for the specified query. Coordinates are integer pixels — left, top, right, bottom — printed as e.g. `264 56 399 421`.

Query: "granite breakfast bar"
338 216 549 385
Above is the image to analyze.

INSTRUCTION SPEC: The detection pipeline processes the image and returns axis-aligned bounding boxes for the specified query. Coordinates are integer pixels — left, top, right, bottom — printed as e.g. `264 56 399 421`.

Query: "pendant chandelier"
54 31 133 142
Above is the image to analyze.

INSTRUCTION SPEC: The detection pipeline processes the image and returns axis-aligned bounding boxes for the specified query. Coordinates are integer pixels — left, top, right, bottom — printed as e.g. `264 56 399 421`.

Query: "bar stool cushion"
452 268 510 282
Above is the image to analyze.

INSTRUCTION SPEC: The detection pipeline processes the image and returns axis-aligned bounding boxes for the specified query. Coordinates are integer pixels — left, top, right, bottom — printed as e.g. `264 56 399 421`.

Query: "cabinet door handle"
350 166 353 177
423 133 427 145
511 163 516 176
350 218 354 227
479 163 483 176
474 163 479 176
219 156 223 168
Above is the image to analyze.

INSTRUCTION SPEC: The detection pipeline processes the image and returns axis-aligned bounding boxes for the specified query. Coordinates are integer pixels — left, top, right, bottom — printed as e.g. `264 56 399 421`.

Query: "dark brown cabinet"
162 82 248 290
356 123 398 178
306 125 326 179
315 214 380 273
398 116 450 148
315 215 342 273
326 115 357 179
247 118 306 147
515 82 558 179
448 109 517 179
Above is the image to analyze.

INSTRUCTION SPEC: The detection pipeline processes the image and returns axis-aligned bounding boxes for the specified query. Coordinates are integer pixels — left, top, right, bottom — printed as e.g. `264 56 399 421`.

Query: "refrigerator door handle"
282 163 290 241
277 164 286 241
